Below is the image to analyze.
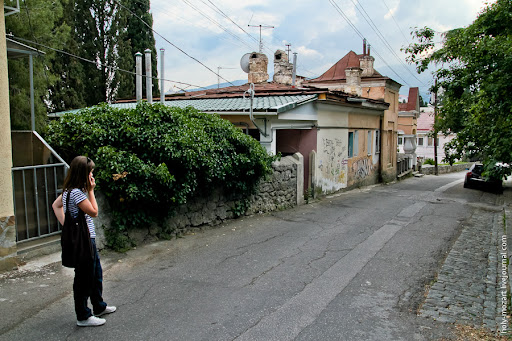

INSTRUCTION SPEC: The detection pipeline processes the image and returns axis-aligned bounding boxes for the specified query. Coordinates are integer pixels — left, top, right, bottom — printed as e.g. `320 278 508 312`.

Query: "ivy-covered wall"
93 154 304 248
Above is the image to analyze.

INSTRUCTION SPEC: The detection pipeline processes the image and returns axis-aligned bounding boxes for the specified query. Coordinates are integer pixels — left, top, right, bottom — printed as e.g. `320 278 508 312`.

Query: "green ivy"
46 102 275 250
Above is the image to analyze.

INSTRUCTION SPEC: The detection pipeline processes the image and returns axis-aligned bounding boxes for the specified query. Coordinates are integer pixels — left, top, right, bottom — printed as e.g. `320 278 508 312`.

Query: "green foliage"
403 0 512 179
423 158 435 165
5 0 70 131
46 103 275 250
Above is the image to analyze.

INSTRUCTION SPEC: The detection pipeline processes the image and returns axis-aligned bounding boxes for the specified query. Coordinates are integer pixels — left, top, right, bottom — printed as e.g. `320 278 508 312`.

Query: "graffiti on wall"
318 137 347 186
352 158 373 179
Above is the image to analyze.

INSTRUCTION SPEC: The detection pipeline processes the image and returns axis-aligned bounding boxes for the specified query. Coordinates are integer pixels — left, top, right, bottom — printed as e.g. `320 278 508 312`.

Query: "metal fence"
12 163 67 243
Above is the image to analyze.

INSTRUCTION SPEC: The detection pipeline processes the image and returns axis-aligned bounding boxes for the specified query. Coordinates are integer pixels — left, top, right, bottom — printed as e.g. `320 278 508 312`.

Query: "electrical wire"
114 0 236 87
349 0 426 86
328 0 411 87
381 0 411 44
6 34 210 91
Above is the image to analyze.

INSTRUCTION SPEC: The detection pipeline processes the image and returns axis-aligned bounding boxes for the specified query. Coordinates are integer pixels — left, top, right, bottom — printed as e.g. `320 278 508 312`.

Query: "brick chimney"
248 52 269 83
344 67 363 96
359 41 375 77
273 49 293 85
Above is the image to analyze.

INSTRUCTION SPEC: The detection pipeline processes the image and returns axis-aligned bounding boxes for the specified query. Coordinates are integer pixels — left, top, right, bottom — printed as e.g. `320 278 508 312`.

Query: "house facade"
397 87 420 169
416 106 455 162
303 42 401 182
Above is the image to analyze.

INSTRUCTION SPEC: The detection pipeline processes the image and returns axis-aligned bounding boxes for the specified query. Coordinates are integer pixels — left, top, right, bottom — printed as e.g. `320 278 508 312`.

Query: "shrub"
46 102 275 250
423 158 435 165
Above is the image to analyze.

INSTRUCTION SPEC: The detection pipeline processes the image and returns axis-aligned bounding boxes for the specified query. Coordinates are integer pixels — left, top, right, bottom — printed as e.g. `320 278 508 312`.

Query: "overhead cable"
115 0 236 87
6 34 210 91
328 0 411 87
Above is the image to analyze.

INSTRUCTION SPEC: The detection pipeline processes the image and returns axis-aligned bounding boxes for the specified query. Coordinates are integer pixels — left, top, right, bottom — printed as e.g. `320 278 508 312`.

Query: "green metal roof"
48 95 318 118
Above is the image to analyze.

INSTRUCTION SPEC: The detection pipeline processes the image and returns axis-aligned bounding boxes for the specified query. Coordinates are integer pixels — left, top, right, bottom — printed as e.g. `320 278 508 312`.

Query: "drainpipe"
135 52 142 101
145 49 152 103
292 52 297 86
160 48 165 104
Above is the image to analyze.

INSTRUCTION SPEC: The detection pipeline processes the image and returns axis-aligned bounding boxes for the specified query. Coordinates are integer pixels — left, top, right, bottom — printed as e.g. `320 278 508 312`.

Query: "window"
428 137 433 146
398 137 403 145
375 130 380 153
367 131 372 155
354 130 359 157
418 137 424 146
348 132 354 158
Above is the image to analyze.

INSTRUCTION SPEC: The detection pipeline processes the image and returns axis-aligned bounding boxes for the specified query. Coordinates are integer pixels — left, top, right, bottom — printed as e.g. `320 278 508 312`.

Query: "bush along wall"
46 102 276 251
91 155 301 249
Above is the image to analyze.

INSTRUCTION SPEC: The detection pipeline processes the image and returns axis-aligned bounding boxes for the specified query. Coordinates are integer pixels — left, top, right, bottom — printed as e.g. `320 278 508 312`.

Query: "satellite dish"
240 53 251 73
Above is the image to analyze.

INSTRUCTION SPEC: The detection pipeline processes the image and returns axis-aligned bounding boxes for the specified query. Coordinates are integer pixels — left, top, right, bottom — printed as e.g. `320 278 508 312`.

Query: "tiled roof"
306 51 383 83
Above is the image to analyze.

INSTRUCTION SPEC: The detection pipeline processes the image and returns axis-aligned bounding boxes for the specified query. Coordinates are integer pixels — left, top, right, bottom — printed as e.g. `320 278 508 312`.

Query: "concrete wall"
0 3 17 272
93 154 304 248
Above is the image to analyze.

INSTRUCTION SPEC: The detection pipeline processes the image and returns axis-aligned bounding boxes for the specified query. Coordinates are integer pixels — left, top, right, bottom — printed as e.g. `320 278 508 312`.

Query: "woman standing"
52 156 116 327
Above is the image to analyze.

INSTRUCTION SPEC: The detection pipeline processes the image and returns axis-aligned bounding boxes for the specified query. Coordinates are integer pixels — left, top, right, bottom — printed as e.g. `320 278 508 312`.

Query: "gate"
11 131 68 243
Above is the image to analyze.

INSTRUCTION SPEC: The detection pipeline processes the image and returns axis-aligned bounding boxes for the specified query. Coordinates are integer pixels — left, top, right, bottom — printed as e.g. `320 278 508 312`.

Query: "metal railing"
12 163 67 243
397 157 411 176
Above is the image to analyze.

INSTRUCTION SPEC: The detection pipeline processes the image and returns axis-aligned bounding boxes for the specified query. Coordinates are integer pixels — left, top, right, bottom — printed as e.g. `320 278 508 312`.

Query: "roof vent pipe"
135 52 142 101
145 48 153 103
363 38 367 55
160 48 165 103
292 52 297 86
367 44 371 56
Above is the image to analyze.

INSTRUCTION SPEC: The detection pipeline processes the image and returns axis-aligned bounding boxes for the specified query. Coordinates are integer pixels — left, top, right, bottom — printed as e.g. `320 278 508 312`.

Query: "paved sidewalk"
420 186 512 337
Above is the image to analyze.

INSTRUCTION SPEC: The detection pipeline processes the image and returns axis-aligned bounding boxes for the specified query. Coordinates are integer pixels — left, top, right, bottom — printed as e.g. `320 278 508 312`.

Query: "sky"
148 0 494 98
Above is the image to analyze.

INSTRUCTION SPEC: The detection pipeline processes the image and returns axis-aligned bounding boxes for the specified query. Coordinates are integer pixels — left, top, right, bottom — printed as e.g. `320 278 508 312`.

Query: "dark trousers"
73 239 107 321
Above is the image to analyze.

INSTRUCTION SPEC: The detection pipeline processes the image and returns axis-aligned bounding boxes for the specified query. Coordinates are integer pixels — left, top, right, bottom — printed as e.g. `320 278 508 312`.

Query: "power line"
6 35 210 92
180 0 254 51
381 0 411 44
114 0 236 87
328 0 411 87
349 0 425 86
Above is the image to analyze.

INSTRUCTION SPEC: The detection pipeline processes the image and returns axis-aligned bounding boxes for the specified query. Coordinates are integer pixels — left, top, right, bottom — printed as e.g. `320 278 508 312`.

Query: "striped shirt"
63 189 96 238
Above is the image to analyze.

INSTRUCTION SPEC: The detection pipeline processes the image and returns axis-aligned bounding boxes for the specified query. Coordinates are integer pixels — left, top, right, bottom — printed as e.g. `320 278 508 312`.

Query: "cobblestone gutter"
419 208 511 336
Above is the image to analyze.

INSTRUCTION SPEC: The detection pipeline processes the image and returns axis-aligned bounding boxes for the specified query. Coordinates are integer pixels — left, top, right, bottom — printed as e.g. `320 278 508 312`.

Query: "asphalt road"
0 171 503 341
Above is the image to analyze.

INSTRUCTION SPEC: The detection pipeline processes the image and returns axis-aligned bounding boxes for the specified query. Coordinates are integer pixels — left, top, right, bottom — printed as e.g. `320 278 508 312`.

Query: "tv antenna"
248 24 274 53
285 43 292 60
217 66 236 89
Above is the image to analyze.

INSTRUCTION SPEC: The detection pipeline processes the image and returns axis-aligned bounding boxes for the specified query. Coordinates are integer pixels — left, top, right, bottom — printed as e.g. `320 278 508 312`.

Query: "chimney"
359 46 375 78
363 38 367 55
344 67 363 96
145 48 153 103
160 48 165 103
135 52 142 101
273 49 293 85
248 52 269 83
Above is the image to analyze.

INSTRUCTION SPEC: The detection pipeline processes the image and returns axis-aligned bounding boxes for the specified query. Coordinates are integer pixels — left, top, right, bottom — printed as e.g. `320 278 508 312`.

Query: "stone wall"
0 215 17 272
94 154 304 248
420 163 472 175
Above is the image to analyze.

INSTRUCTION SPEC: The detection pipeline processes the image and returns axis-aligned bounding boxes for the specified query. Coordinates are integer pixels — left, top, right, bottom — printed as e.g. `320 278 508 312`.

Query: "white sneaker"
77 315 106 327
95 306 117 317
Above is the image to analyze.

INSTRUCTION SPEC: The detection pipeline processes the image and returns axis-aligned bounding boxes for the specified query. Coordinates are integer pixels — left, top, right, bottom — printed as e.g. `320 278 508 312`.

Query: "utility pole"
217 66 236 89
248 24 274 53
433 79 439 176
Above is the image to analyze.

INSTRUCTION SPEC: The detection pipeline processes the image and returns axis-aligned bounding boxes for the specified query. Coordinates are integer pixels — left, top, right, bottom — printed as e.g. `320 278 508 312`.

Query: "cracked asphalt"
0 171 505 340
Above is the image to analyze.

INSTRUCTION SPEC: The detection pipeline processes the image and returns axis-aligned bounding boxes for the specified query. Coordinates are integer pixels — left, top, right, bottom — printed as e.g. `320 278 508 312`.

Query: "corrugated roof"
49 95 318 118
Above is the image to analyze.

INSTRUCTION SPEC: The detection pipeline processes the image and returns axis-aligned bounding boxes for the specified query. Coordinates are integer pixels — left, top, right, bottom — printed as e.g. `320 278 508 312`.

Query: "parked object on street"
464 163 503 193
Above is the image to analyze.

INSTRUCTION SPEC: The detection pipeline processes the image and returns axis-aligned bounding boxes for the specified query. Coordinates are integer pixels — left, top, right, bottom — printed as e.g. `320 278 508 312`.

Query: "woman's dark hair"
63 156 95 192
